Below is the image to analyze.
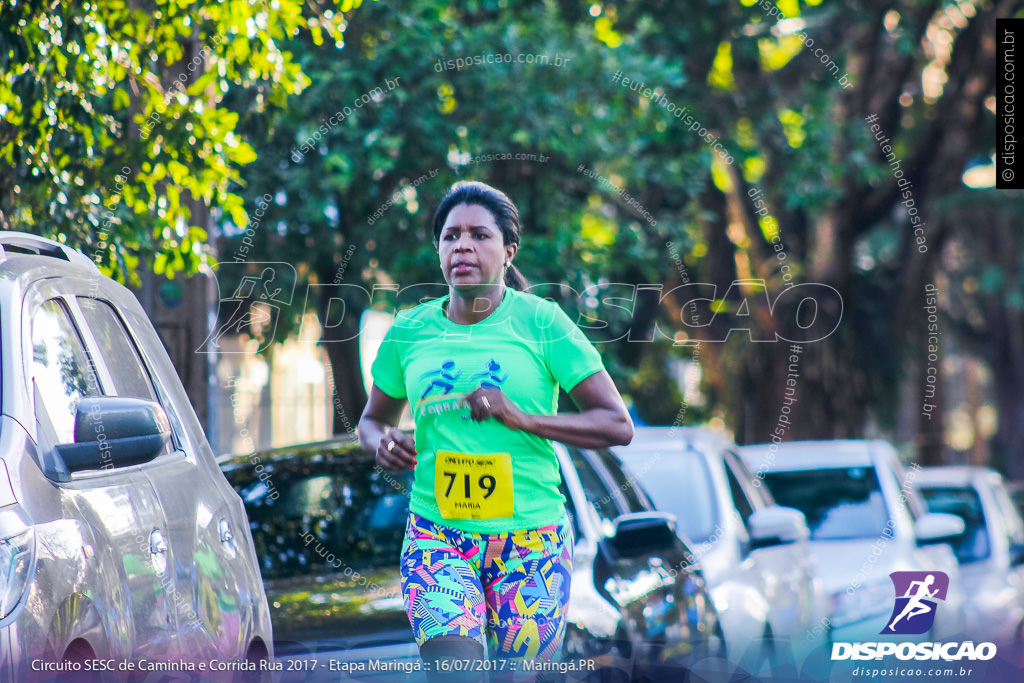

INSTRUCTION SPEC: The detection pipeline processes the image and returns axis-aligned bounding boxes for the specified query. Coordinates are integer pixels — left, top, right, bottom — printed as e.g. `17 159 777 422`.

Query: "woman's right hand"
376 428 417 472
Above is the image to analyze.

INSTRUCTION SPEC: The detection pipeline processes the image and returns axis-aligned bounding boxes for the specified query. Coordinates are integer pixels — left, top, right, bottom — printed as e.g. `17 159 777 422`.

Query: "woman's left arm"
463 370 634 448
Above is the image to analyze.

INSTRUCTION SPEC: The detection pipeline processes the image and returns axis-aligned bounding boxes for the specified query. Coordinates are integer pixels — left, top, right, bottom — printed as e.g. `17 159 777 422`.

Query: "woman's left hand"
463 388 526 429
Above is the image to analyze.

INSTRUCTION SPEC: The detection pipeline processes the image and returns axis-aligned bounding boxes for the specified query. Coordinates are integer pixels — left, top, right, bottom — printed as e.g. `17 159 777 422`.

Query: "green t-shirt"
370 287 605 533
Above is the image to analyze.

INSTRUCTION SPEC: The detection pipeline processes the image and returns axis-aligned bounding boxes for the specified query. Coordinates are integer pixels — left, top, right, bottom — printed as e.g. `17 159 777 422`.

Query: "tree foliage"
3 0 1014 460
228 0 1007 443
594 0 1012 445
0 0 354 281
224 0 699 429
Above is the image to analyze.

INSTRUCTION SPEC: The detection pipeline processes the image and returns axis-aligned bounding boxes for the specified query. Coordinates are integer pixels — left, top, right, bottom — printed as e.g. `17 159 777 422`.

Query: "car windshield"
615 446 718 543
919 485 990 563
761 467 889 540
228 456 415 580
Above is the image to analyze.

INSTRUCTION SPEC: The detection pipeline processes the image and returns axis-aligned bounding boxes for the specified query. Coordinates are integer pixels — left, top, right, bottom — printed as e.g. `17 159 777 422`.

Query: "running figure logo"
419 361 462 399
469 359 508 390
419 359 508 399
881 571 949 635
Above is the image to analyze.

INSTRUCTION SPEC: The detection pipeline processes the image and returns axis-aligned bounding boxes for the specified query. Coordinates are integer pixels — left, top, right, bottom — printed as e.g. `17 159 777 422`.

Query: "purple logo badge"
881 571 949 635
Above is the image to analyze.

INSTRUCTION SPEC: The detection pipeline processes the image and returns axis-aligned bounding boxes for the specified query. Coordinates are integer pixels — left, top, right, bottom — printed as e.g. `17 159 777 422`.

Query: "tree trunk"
317 284 368 435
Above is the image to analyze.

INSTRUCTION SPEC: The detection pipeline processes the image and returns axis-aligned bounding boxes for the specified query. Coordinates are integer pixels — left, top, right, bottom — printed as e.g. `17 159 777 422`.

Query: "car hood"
265 569 410 653
807 538 914 596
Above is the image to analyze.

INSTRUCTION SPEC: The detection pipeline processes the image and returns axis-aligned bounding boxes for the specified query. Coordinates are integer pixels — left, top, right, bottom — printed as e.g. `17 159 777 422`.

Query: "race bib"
434 450 514 520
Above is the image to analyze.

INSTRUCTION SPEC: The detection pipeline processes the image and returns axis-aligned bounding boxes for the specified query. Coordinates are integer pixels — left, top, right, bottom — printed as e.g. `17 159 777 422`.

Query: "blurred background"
2 0 1020 476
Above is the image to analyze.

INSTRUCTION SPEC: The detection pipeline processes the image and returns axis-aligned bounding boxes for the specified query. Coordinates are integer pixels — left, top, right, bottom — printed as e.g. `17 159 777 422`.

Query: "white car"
917 466 1024 644
613 427 828 670
739 440 966 643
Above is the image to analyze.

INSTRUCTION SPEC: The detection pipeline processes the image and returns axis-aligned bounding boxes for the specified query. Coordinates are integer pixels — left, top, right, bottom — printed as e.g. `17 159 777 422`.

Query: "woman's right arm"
358 385 416 471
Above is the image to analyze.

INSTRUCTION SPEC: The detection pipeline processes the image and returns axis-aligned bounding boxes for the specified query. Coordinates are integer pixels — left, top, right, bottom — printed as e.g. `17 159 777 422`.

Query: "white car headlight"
0 529 34 621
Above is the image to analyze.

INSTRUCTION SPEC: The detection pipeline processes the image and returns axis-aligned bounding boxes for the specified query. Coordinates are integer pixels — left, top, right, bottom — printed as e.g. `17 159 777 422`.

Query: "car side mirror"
56 397 171 473
749 505 810 550
605 511 678 560
914 512 965 546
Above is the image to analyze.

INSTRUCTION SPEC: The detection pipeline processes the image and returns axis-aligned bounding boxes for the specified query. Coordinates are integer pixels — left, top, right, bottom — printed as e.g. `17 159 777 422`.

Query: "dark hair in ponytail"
503 262 528 290
432 181 528 290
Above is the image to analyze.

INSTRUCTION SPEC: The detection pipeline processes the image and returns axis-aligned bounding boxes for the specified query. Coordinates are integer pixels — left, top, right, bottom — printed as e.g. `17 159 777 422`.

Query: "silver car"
0 233 272 677
917 466 1024 644
613 427 829 672
739 439 966 643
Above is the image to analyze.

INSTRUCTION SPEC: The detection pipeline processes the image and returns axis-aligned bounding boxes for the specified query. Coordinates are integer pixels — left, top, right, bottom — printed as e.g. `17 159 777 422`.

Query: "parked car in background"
612 427 828 671
0 233 273 678
739 440 966 643
220 435 724 679
917 466 1024 644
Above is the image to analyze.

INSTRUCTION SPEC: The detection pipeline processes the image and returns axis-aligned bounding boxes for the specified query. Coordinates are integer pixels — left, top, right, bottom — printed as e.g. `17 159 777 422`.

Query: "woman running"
358 180 633 681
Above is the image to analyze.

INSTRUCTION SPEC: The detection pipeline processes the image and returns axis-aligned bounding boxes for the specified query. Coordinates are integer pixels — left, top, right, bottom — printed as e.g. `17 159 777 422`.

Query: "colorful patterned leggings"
400 512 573 661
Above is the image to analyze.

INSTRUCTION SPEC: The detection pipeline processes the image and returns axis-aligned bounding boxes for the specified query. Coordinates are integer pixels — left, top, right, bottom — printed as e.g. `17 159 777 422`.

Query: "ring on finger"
482 396 491 410
387 440 396 452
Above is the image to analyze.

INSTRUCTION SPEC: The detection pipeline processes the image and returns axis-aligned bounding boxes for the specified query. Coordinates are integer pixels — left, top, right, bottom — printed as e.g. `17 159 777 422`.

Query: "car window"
567 447 621 521
725 463 755 528
615 445 720 544
992 484 1024 546
919 485 990 564
728 450 774 507
1009 487 1024 522
590 448 650 513
31 299 102 444
888 458 924 520
77 299 158 402
762 467 890 540
231 458 414 580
